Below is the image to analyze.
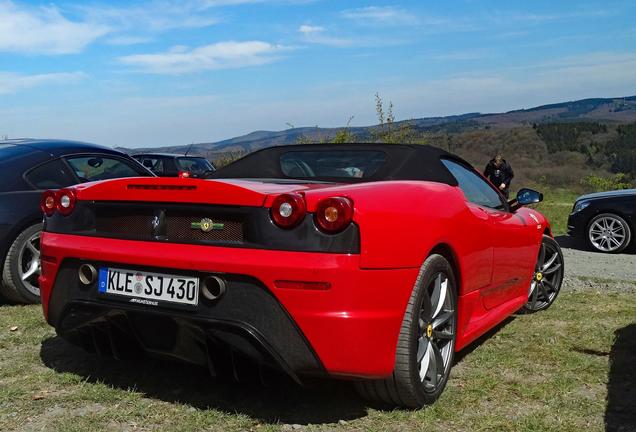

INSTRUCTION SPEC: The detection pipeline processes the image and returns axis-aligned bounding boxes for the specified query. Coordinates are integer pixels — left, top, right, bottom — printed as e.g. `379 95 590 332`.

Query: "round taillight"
178 171 191 178
40 190 57 216
55 189 76 216
271 193 306 229
314 197 353 233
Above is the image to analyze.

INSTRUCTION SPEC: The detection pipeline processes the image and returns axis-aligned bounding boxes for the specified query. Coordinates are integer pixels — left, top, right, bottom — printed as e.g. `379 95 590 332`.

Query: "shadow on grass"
605 323 636 432
453 316 516 365
0 291 15 306
555 235 581 250
38 316 517 423
40 336 368 425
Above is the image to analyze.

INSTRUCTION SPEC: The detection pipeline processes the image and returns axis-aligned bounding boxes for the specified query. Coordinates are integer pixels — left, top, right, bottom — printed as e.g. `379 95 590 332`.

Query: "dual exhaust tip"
78 264 226 301
201 276 226 301
79 264 98 286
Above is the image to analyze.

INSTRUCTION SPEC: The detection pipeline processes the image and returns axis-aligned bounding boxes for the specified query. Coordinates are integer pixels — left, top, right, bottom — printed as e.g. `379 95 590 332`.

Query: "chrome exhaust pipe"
201 275 226 301
78 264 97 285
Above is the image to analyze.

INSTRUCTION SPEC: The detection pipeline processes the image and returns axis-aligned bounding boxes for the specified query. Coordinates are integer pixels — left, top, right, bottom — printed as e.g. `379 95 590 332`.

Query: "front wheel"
355 254 457 408
587 213 632 253
521 235 564 313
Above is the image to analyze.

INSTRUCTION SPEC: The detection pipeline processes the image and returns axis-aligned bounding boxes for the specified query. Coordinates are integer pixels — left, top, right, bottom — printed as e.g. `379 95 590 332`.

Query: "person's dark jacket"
483 158 514 190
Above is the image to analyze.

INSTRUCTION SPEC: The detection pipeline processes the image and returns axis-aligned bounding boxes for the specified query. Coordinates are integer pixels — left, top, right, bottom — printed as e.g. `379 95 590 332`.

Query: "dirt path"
557 236 636 292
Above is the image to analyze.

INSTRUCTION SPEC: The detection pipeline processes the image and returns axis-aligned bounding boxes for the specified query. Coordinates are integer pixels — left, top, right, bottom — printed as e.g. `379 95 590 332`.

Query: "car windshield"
176 157 214 174
280 150 386 179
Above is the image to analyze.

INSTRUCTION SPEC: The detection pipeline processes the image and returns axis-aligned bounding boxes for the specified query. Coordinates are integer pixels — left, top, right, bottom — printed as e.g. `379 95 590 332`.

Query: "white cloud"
428 49 494 61
0 1 109 54
116 94 221 110
341 6 417 26
376 52 636 118
75 2 219 33
198 0 317 6
298 24 324 35
198 0 274 6
119 41 289 74
105 36 153 46
0 71 86 94
487 9 616 25
297 24 354 47
75 0 316 34
5 51 635 147
0 0 321 55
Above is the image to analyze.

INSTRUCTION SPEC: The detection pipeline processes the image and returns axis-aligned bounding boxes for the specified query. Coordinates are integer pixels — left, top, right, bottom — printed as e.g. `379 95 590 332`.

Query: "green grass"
531 189 579 236
1 289 635 431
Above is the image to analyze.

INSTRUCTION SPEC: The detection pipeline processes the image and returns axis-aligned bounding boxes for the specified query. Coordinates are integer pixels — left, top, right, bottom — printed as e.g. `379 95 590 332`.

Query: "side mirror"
510 188 543 211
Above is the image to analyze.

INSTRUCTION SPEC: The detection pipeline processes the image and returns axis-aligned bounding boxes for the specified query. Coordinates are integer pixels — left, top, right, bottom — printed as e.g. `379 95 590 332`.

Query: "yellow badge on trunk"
191 218 224 232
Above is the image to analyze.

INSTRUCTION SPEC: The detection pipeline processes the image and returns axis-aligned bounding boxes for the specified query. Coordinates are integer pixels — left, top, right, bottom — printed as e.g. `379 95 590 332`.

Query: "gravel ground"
556 236 636 292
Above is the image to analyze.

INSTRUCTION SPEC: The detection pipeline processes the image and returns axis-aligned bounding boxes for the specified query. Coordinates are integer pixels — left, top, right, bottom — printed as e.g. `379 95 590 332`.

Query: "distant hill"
118 95 636 156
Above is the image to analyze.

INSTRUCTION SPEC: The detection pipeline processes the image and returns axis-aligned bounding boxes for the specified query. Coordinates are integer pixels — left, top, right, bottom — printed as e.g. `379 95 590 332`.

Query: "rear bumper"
40 233 419 379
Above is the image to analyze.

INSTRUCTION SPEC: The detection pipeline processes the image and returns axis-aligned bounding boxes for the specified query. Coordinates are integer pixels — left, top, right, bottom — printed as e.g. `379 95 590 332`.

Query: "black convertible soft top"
209 143 468 186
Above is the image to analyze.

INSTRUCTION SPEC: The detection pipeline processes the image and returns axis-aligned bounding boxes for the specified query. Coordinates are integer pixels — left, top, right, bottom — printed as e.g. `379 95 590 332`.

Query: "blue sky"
1 0 635 147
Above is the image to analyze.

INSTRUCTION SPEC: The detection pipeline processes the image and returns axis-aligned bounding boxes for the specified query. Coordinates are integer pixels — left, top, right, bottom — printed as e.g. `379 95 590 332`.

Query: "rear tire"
354 254 457 408
1 224 42 304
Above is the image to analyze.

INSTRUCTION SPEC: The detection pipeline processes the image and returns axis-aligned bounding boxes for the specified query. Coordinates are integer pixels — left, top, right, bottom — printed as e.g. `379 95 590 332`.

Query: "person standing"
484 154 514 199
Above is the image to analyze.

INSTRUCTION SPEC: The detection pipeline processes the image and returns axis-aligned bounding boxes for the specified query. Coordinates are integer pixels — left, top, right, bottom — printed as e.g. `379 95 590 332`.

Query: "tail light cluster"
40 189 77 217
270 193 306 228
314 197 354 233
270 193 354 234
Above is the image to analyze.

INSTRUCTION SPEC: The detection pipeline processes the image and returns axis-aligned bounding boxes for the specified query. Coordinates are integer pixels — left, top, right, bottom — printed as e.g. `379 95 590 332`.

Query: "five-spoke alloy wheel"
587 213 632 253
416 272 455 393
355 254 457 408
522 235 564 313
1 224 42 304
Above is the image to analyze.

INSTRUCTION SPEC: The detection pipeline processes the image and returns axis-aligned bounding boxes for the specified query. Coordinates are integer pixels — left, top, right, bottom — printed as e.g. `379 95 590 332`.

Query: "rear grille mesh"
95 211 154 240
94 204 244 244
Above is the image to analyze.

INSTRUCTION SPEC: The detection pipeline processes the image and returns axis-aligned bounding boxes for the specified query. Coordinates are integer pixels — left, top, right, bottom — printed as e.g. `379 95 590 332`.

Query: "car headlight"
572 201 590 213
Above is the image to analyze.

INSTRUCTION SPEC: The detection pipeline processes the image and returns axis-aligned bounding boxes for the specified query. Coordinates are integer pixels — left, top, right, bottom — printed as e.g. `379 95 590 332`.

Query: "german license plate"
98 267 199 306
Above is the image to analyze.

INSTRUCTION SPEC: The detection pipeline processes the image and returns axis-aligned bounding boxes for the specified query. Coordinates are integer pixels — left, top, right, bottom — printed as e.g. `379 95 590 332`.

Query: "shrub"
371 93 427 144
581 173 633 192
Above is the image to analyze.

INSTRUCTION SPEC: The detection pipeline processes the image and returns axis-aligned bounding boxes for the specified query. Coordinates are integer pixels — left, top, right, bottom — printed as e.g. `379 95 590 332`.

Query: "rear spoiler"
70 177 267 207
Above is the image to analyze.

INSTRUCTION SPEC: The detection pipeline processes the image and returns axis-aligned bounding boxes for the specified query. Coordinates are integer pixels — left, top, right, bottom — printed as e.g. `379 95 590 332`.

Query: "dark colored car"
132 153 215 178
40 143 562 408
567 189 635 253
0 139 153 303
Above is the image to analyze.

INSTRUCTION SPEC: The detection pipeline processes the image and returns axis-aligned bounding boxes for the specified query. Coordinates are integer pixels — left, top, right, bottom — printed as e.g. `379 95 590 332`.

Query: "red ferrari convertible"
38 144 564 408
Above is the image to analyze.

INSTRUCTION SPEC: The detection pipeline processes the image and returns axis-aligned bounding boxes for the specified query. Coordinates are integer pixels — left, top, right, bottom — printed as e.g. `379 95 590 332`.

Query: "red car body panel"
40 232 419 377
39 144 552 381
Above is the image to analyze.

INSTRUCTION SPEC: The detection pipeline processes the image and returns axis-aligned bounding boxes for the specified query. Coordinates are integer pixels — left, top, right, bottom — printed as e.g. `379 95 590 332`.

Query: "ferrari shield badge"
191 218 224 232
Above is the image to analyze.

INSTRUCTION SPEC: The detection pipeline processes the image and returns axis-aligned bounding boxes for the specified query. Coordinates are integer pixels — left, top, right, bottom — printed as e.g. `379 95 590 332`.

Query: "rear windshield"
66 156 142 182
176 157 214 174
280 150 386 179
